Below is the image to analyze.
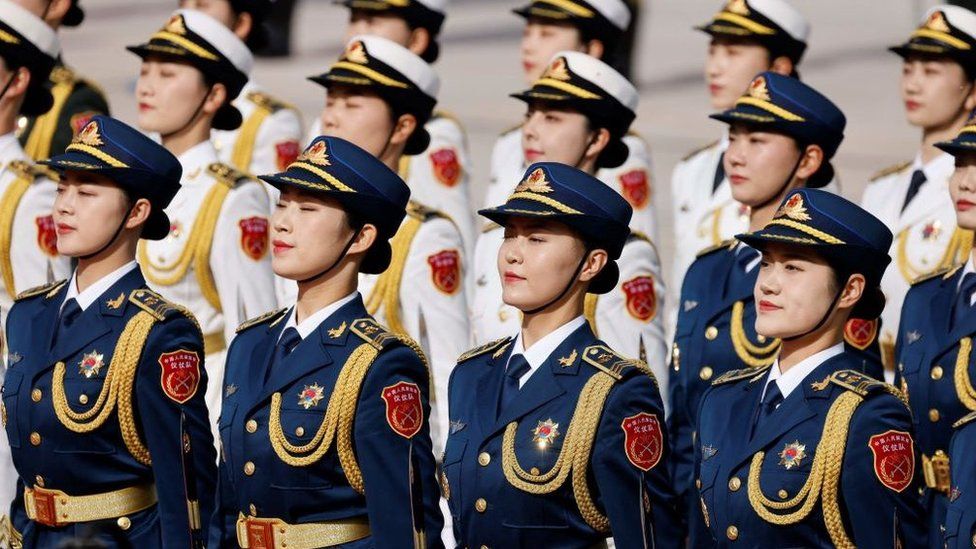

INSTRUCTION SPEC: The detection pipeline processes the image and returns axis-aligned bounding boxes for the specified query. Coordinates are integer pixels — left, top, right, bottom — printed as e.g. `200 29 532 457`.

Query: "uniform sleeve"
399 218 470 455
667 265 699 515
592 371 680 549
10 179 71 296
135 315 217 548
840 394 927 547
598 135 658 243
946 423 976 549
595 238 669 411
353 344 445 548
208 337 245 547
211 181 277 344
250 107 303 178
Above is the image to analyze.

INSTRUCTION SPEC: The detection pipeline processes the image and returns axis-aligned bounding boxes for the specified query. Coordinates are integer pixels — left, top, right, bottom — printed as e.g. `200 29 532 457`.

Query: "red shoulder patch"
868 430 915 493
619 169 650 209
621 412 663 471
428 249 461 295
275 140 301 171
381 381 424 439
69 111 99 137
429 148 461 187
159 349 201 404
35 215 57 257
622 276 656 322
844 318 878 351
238 217 269 261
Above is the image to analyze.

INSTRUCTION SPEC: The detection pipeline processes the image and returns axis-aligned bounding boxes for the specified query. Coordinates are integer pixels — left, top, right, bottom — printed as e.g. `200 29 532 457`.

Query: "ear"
583 127 612 163
769 56 795 76
407 27 432 57
577 248 609 284
794 144 825 181
7 66 31 100
347 223 378 256
233 12 254 41
583 39 605 60
836 273 866 311
964 80 976 112
202 82 229 116
46 0 73 25
124 197 153 231
388 112 419 149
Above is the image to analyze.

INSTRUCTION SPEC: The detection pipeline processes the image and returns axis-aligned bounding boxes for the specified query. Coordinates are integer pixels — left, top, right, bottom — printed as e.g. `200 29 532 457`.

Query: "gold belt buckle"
244 517 282 549
28 487 63 527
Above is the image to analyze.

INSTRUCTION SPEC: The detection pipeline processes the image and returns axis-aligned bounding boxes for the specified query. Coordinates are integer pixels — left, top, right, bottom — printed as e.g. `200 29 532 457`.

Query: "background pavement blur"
66 0 939 284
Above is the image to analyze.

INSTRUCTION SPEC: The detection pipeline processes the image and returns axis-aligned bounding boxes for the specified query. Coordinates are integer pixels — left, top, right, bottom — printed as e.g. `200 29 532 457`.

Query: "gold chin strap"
730 301 781 368
895 227 973 283
746 391 862 548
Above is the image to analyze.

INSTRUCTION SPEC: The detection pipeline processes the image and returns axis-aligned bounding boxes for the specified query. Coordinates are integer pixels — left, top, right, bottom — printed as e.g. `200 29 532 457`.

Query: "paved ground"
67 0 938 286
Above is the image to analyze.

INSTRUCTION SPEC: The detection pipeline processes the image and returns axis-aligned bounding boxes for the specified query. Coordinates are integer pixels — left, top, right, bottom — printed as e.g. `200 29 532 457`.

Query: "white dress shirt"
507 316 587 389
62 261 139 312
761 342 845 402
279 291 359 342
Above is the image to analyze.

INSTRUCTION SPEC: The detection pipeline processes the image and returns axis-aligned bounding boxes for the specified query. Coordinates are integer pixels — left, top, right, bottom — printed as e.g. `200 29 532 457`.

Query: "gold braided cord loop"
365 217 423 334
230 105 270 172
955 337 976 411
765 219 844 244
747 391 862 549
0 174 32 297
138 181 229 312
51 311 158 465
268 343 380 494
23 77 73 160
505 192 583 215
500 372 617 531
896 227 974 283
730 301 780 368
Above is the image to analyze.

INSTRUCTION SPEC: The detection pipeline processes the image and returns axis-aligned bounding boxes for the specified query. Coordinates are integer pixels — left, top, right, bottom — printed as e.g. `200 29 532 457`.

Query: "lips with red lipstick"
904 100 921 111
758 299 781 313
503 270 525 284
709 83 723 96
728 174 747 185
56 223 75 235
272 239 293 255
523 61 535 74
958 199 976 212
524 148 543 163
138 102 154 113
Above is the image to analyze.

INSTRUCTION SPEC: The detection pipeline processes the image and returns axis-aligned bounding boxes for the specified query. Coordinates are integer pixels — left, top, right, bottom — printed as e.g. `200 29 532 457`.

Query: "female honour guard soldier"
208 136 443 548
485 0 657 243
471 51 668 392
4 115 216 547
893 113 976 547
862 5 976 366
128 9 277 421
444 161 678 548
306 35 468 456
694 188 925 547
945 409 976 548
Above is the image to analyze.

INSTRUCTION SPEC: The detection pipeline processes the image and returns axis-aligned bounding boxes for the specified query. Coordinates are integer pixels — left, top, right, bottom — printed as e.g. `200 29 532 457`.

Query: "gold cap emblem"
297 140 331 166
775 193 812 221
164 14 187 35
725 0 749 16
541 57 571 81
342 40 369 64
73 121 104 147
924 10 951 33
514 167 553 194
748 75 771 101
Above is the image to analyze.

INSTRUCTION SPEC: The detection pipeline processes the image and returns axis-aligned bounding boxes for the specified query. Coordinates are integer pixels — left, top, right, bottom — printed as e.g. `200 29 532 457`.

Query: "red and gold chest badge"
532 418 560 449
427 249 461 295
275 140 301 171
238 217 269 261
778 440 807 469
619 169 650 209
79 351 105 378
381 381 423 439
35 215 57 257
844 318 878 351
69 111 99 138
429 148 461 187
868 430 915 493
621 412 663 471
158 349 201 404
297 384 325 409
622 276 657 322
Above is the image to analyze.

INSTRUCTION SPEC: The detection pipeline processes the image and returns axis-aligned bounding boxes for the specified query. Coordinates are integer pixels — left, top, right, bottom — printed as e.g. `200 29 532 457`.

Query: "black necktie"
712 152 726 194
498 354 530 418
952 273 976 330
901 169 926 213
726 246 759 296
266 327 301 384
52 298 81 347
752 382 783 439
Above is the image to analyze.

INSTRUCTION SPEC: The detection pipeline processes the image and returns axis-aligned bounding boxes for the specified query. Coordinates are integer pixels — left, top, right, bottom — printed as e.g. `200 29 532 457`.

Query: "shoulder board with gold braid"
911 264 960 286
208 162 251 188
236 308 288 334
869 160 912 182
581 344 656 384
625 128 647 141
712 364 771 386
954 410 976 429
482 221 501 233
628 231 651 245
349 318 401 351
457 337 513 363
246 90 295 113
499 122 522 136
6 160 38 181
15 279 67 301
825 370 909 406
432 109 463 129
696 239 736 258
49 65 76 86
682 139 719 162
406 201 450 222
128 289 194 322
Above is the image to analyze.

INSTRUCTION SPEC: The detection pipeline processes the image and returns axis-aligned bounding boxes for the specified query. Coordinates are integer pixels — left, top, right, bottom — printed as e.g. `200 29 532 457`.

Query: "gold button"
705 326 719 340
478 452 491 466
918 486 925 497
530 467 540 475
930 409 941 422
244 461 255 476
249 504 257 516
35 475 44 487
726 525 739 540
29 432 40 446
778 489 788 500
475 498 487 513
481 546 489 549
931 366 944 380
117 516 131 530
696 478 702 489
757 335 767 343
295 426 305 437
699 366 713 381
79 394 89 405
30 389 41 402
245 420 257 433
728 477 741 491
